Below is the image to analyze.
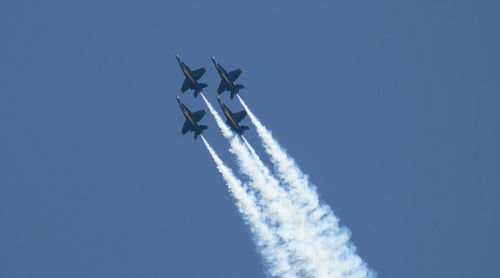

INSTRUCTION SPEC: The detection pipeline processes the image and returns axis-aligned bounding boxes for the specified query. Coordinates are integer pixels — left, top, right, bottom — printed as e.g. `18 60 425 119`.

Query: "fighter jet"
211 57 245 100
217 97 250 135
176 55 208 98
177 96 208 140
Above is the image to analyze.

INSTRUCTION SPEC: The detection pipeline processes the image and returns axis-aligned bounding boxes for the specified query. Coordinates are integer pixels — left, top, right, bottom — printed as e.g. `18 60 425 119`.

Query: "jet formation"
176 55 248 140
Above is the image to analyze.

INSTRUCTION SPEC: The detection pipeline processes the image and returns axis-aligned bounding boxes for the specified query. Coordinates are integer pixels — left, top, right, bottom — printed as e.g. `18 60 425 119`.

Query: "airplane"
176 54 208 98
177 96 208 140
211 57 245 100
217 97 250 135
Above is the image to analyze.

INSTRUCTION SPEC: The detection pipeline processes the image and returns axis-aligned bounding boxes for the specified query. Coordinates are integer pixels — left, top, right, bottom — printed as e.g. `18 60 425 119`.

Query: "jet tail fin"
194 126 207 141
193 83 208 98
230 84 245 99
241 125 250 131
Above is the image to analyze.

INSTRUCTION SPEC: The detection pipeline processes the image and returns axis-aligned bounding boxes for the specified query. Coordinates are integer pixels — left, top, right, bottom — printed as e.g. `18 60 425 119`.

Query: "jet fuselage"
212 57 239 94
217 97 249 135
177 97 203 135
177 55 204 93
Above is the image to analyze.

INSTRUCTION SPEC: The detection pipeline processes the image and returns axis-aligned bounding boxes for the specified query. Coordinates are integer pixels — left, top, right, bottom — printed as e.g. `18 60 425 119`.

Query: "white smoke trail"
201 93 348 278
238 95 375 278
200 93 233 137
200 135 294 277
200 94 296 277
242 136 340 278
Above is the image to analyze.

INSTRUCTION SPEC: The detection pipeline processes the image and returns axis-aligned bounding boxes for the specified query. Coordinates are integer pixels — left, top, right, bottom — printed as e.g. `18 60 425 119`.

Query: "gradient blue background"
1 1 499 277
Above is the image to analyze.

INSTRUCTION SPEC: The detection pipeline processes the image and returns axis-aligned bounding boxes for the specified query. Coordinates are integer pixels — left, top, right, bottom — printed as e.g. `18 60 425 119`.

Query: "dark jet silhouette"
217 97 249 135
177 96 208 140
176 55 208 98
211 56 244 100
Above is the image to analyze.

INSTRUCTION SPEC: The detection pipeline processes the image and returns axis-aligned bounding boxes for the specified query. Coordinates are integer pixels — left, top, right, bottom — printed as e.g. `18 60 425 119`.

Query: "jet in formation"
176 55 208 98
217 97 249 135
211 57 245 100
177 96 208 140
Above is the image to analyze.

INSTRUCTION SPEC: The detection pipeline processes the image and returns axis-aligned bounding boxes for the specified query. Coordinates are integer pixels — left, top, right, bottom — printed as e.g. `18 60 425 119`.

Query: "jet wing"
180 78 193 93
216 80 228 95
191 67 206 80
228 69 242 81
180 120 194 135
191 109 206 122
232 110 247 123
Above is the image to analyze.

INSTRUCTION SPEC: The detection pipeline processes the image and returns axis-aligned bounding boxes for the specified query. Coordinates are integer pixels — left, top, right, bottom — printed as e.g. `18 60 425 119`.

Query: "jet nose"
176 96 181 103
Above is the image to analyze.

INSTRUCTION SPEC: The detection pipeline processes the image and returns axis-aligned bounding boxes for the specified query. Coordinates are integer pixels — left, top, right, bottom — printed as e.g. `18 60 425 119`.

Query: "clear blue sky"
1 1 499 277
